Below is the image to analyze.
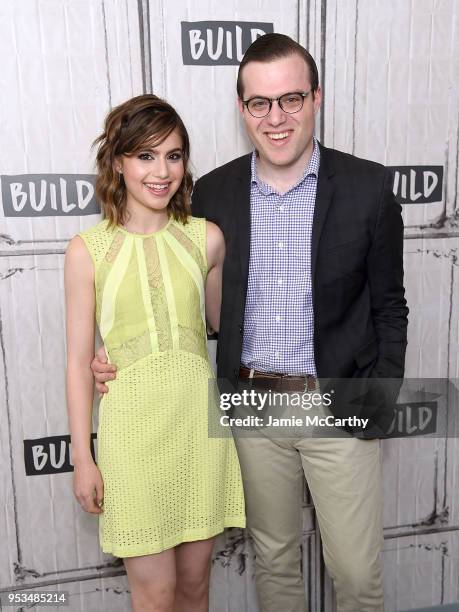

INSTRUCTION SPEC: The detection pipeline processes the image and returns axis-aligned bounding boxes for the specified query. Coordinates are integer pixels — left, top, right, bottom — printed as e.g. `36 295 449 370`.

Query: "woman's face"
118 128 184 216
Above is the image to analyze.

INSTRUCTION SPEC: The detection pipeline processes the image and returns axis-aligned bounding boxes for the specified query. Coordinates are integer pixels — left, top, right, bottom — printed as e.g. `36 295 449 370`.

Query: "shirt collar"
250 136 321 195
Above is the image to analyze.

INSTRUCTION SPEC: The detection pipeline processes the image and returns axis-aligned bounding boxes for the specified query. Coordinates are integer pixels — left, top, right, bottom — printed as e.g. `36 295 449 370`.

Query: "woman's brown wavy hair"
93 94 192 227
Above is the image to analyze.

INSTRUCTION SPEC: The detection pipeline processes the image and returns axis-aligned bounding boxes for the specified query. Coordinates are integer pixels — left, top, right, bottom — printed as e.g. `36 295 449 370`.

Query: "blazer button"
238 325 243 333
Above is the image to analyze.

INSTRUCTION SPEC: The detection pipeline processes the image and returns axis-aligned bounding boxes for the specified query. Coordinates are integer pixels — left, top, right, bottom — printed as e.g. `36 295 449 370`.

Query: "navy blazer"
192 143 408 434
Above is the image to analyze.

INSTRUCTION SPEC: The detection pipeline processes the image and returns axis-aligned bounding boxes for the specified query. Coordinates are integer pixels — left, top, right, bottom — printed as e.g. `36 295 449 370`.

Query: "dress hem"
101 518 246 559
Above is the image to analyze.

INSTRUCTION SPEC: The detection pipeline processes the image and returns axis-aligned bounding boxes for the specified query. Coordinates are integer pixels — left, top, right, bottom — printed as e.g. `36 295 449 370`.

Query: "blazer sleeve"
191 177 207 218
366 168 409 379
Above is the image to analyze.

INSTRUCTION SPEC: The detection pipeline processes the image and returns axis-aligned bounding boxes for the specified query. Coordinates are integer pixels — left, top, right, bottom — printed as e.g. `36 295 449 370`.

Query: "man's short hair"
237 33 319 99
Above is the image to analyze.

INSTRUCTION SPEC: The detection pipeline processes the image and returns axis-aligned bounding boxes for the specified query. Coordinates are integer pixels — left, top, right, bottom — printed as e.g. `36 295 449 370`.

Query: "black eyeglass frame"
242 91 312 118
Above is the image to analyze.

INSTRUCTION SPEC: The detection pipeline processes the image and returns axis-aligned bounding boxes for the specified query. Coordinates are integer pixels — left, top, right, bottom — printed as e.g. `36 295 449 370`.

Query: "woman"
65 94 245 612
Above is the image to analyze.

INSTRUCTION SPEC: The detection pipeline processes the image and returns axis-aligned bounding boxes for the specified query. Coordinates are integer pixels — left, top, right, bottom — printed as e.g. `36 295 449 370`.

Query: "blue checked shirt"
241 137 320 376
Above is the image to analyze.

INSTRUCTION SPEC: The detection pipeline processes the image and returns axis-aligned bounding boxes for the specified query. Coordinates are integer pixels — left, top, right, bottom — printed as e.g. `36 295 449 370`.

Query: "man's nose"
267 100 286 125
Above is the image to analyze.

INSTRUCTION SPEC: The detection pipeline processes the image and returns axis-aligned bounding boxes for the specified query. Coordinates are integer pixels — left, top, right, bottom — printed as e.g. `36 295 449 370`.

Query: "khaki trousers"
234 432 384 612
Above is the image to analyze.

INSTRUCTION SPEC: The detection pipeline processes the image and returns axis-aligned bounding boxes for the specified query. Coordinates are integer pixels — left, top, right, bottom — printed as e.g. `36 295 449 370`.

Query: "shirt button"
275 351 280 358
278 241 284 249
275 315 281 322
279 205 285 212
277 278 283 285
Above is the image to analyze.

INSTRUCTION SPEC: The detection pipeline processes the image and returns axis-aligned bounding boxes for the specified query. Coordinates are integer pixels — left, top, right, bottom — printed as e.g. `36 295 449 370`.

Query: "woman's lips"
144 182 171 196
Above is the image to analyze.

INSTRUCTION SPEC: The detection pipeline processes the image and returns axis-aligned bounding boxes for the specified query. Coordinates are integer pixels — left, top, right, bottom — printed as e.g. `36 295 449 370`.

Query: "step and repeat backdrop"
1 1 458 611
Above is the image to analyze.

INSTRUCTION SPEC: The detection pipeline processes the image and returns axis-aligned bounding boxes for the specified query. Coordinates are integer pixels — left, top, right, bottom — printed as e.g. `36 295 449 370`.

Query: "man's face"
238 53 321 173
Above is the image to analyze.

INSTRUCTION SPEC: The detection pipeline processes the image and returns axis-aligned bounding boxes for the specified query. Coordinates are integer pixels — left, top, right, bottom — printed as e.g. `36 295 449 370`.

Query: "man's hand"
91 345 117 394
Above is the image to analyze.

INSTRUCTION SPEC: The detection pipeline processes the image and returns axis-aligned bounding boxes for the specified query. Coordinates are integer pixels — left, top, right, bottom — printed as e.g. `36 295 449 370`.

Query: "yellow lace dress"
79 216 245 558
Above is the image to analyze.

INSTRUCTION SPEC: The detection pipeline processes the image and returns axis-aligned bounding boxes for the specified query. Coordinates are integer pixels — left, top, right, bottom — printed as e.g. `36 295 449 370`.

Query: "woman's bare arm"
205 221 225 333
64 236 103 514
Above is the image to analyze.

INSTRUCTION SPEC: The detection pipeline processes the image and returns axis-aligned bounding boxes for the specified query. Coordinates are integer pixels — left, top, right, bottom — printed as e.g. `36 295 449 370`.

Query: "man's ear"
237 97 244 116
313 86 322 114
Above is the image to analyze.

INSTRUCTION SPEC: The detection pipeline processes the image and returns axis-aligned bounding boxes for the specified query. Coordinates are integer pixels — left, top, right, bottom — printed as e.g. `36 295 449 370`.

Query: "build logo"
1 174 100 217
181 21 274 65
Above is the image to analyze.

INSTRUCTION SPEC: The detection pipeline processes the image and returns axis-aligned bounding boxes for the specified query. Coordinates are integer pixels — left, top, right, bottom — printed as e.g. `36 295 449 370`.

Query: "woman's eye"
168 152 183 161
138 152 153 160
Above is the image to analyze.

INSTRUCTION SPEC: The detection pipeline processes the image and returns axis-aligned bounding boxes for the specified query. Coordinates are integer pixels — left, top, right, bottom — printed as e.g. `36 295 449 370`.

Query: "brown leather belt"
239 365 317 392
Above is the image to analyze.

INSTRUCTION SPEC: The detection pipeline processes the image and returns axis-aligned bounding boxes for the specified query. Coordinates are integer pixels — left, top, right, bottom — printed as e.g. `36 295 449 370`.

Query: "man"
94 34 407 612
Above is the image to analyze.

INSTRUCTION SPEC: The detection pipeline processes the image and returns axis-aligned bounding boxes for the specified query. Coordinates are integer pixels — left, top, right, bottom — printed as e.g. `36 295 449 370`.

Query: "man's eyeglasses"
242 91 311 118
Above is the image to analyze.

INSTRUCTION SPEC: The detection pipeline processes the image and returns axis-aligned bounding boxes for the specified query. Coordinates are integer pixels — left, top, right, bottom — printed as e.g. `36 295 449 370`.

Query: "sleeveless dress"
79 216 245 558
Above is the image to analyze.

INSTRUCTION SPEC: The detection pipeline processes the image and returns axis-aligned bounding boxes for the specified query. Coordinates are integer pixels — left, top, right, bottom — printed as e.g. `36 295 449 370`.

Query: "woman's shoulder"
171 215 206 239
170 216 207 269
77 219 119 267
182 214 206 228
79 218 112 239
173 215 224 246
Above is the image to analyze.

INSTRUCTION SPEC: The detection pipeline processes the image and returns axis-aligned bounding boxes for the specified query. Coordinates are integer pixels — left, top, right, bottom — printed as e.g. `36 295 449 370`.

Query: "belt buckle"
304 375 315 393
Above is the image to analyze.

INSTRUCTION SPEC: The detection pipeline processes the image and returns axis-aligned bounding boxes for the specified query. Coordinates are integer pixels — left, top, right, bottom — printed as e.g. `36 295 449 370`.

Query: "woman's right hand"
73 460 104 514
91 345 117 395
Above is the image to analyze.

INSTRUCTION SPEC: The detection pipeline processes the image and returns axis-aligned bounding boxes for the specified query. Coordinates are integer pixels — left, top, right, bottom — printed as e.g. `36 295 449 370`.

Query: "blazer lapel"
311 144 335 286
232 156 252 286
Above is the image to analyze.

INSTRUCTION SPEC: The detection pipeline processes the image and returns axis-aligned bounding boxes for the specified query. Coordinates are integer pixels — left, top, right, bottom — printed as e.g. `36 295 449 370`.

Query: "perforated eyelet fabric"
78 217 246 557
